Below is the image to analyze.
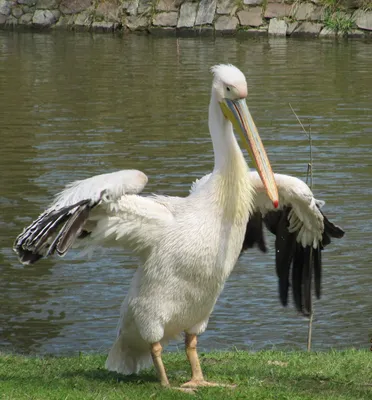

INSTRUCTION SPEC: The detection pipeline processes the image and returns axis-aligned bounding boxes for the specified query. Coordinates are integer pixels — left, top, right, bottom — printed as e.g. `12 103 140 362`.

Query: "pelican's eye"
226 86 231 92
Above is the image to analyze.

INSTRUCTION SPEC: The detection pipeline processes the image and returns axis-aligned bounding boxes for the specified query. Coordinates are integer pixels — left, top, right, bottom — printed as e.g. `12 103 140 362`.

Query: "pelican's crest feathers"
210 64 247 86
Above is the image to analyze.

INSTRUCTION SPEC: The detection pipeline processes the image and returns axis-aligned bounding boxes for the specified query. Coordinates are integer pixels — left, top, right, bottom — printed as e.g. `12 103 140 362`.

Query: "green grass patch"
324 11 355 35
0 350 370 399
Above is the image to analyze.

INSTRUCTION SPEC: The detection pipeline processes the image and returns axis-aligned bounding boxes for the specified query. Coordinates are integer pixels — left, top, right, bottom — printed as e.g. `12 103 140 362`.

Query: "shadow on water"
0 31 371 355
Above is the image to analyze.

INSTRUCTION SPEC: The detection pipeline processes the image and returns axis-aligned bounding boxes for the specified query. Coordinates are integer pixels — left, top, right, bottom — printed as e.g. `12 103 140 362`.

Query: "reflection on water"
0 32 371 355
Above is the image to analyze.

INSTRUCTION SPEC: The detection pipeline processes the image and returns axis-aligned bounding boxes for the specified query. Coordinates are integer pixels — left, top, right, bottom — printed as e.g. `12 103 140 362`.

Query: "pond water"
0 31 371 356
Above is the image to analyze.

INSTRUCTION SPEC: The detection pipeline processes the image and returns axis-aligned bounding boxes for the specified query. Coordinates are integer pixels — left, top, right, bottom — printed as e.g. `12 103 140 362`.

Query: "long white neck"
209 90 246 174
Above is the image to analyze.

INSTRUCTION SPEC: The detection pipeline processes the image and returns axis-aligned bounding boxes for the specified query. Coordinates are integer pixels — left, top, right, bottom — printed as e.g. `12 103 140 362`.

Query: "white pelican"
14 64 344 389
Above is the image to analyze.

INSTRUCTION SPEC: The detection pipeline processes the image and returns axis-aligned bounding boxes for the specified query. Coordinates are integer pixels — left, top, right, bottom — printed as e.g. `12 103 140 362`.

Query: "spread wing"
242 172 345 316
13 170 174 265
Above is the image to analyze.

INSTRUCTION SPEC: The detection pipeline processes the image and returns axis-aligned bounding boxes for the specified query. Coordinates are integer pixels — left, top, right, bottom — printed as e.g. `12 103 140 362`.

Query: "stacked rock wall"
0 0 371 38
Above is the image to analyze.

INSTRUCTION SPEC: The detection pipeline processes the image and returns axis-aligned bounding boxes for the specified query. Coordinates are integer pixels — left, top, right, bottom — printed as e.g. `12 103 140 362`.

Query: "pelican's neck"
209 91 246 174
206 90 254 232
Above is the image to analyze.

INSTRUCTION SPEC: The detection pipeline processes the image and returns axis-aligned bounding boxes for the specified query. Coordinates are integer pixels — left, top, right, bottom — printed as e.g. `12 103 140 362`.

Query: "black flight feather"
241 203 344 317
242 212 267 253
267 208 297 307
56 203 90 256
292 244 305 314
14 199 95 265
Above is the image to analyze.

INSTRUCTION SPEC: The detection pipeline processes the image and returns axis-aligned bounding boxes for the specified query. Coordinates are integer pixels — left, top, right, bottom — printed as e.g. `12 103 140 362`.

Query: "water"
0 31 371 356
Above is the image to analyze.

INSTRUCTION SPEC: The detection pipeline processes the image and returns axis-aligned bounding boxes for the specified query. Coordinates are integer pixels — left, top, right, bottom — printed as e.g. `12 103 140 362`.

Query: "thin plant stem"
289 103 314 352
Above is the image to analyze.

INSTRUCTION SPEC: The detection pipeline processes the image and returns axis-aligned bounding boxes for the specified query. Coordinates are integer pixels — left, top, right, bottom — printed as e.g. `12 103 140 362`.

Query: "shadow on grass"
61 367 159 385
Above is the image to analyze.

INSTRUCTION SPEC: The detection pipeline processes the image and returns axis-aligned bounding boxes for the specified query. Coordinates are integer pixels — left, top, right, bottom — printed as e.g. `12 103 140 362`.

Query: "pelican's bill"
221 98 279 208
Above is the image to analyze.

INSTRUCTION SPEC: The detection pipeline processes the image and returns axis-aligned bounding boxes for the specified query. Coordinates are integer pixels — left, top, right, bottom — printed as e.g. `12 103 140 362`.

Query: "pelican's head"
211 64 279 208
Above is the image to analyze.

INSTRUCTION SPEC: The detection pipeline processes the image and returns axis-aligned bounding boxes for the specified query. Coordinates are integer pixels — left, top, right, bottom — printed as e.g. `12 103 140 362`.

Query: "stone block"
51 9 60 17
92 20 118 29
0 0 11 16
195 0 216 25
55 13 74 25
149 26 176 35
237 8 263 27
348 29 365 37
126 14 148 29
60 0 92 14
292 21 323 36
12 6 23 17
156 0 182 12
286 21 298 35
292 2 315 20
353 10 372 31
95 0 120 22
268 17 286 35
177 1 197 27
17 0 36 5
153 11 177 26
36 0 59 9
244 0 262 5
215 15 238 31
319 27 336 37
32 9 57 25
264 3 292 18
236 27 267 36
20 12 33 22
6 15 18 24
196 25 214 35
216 0 237 15
138 0 152 14
74 9 93 26
310 6 324 21
122 0 138 15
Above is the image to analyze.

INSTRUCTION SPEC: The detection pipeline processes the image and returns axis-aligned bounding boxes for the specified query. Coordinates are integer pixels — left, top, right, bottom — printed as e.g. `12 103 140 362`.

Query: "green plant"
234 0 245 9
319 0 342 10
357 0 372 10
324 10 355 34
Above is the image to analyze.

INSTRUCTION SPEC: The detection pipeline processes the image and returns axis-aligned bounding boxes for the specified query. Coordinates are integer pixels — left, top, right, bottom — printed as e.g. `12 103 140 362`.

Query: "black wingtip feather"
292 244 305 314
18 250 43 265
14 199 95 265
262 204 344 317
56 204 90 255
302 247 312 316
314 248 321 299
323 212 345 239
242 212 267 253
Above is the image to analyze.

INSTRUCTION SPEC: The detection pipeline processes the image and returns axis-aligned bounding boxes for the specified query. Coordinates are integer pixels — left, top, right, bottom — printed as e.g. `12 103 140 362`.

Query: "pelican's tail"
105 335 152 375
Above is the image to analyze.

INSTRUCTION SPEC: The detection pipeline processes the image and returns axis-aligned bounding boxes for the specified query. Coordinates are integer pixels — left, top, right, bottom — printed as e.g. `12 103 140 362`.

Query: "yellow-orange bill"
220 98 279 208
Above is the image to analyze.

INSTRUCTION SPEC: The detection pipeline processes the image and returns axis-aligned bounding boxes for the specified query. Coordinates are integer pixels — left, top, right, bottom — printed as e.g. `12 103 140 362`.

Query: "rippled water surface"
0 31 371 355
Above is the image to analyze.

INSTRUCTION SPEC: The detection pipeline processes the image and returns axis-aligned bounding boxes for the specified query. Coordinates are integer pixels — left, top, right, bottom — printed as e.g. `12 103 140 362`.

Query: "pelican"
14 64 344 389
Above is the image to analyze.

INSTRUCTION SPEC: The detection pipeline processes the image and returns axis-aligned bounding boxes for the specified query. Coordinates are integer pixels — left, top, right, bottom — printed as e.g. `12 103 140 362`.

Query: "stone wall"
0 0 371 38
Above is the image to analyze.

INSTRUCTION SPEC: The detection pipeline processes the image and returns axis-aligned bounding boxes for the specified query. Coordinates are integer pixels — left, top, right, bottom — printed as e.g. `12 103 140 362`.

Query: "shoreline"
0 0 371 39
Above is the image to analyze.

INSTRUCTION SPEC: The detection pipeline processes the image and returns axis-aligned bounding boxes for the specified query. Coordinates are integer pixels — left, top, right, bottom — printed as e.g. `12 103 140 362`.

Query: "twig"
289 103 314 352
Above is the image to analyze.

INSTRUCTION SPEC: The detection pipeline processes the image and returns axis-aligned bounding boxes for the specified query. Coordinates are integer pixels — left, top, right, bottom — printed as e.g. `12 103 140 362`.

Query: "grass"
323 10 355 35
319 0 372 10
315 0 356 35
357 0 372 10
0 349 371 399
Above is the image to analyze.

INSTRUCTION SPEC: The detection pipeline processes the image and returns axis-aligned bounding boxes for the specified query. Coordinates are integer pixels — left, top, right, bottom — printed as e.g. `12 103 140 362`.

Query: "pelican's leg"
151 342 195 393
181 333 235 388
150 342 169 387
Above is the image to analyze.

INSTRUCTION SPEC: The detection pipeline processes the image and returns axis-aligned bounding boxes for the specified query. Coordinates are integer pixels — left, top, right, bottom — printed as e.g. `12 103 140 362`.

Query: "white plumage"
14 64 343 389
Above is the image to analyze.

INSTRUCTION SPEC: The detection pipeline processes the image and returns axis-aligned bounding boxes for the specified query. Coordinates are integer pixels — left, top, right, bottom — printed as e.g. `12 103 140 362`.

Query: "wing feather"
14 169 174 265
242 171 345 316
